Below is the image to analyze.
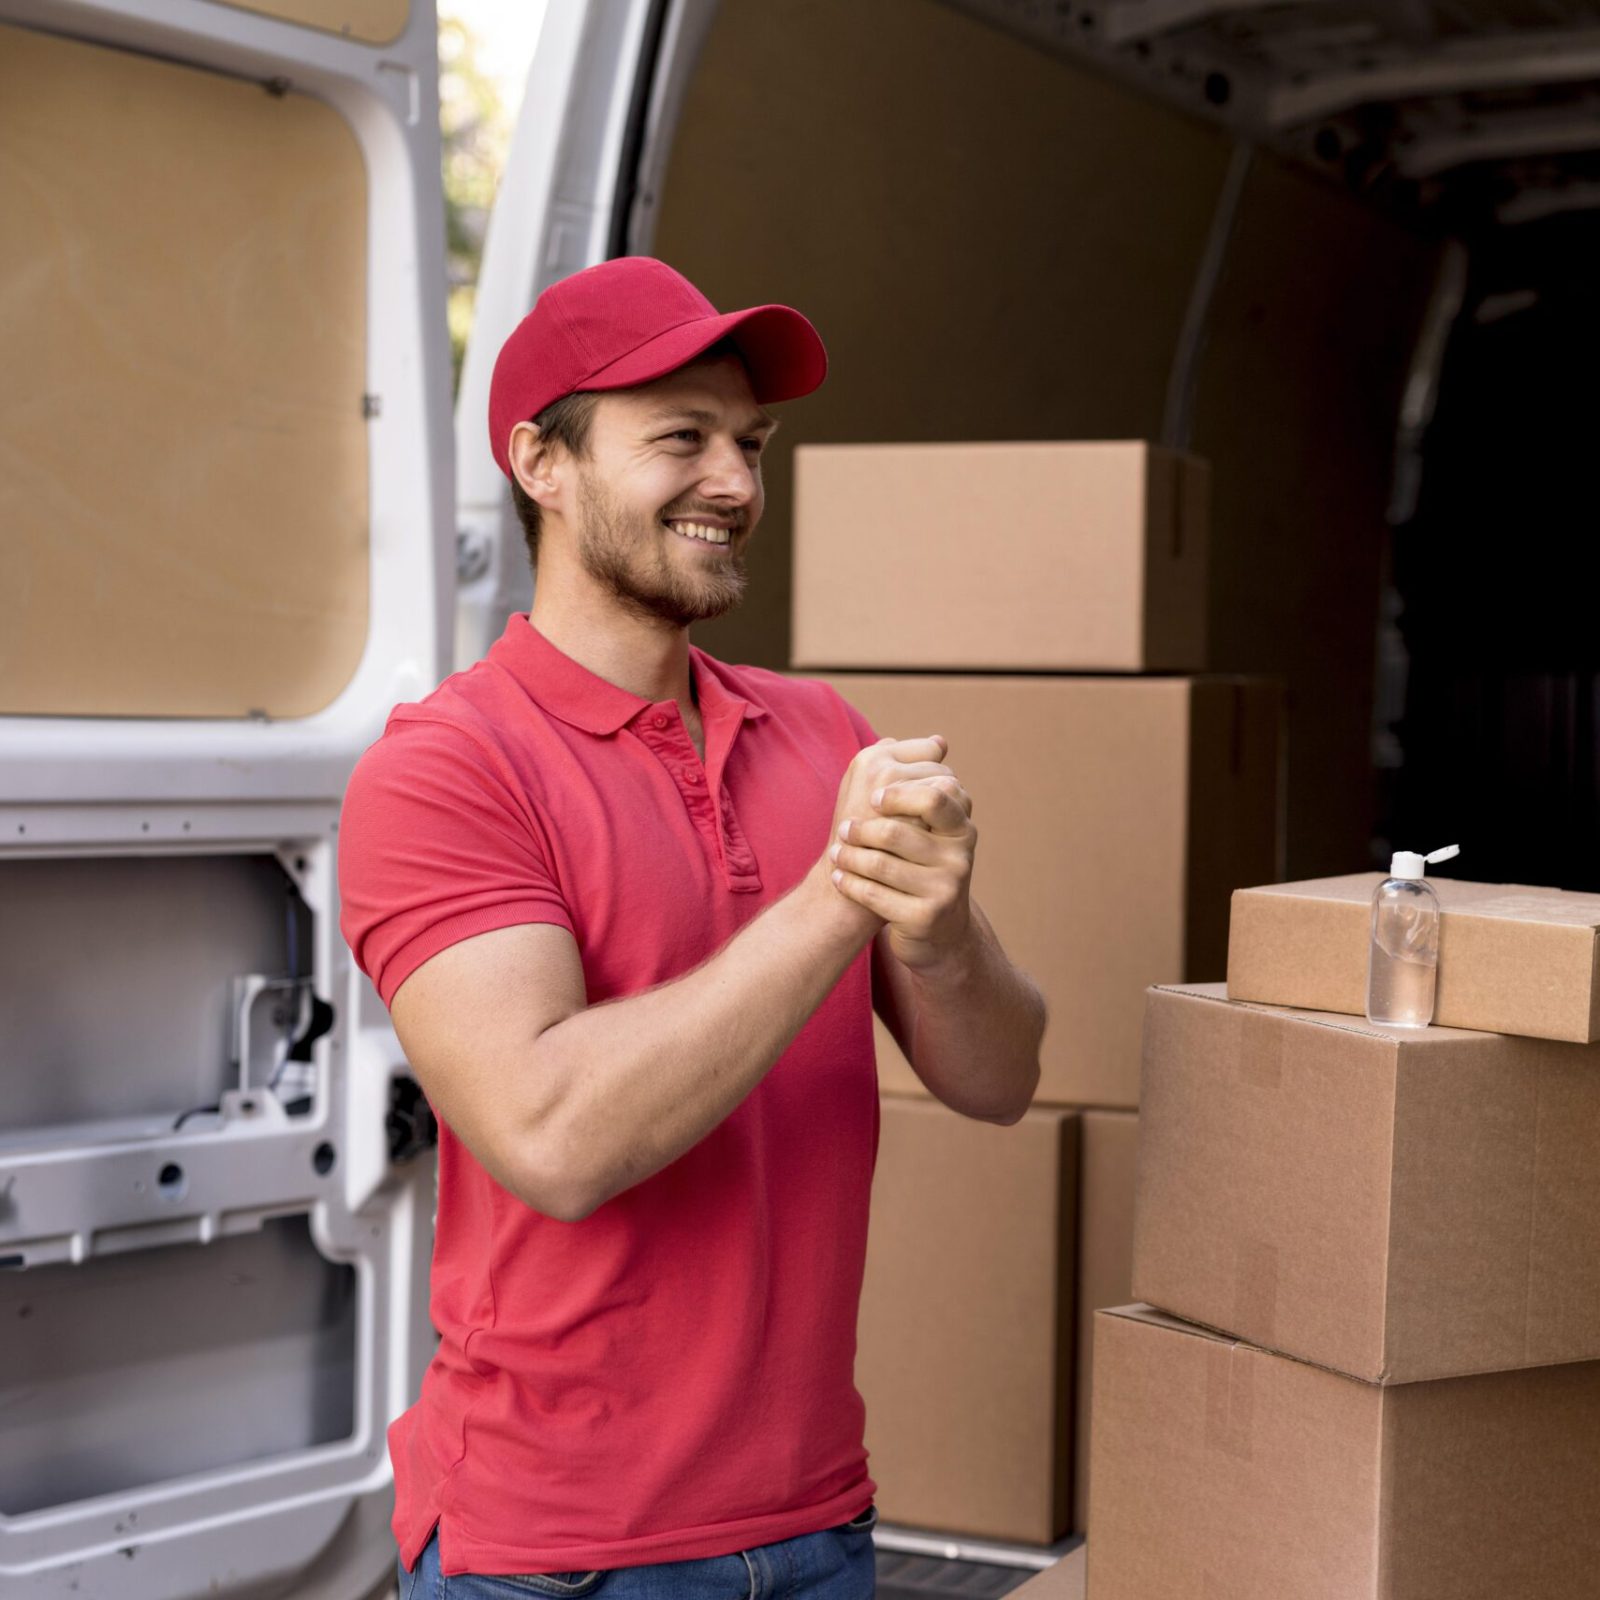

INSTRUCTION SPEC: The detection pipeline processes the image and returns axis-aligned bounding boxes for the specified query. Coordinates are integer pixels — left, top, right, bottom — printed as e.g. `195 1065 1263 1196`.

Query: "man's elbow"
493 1034 618 1222
540 1190 605 1224
932 1052 1039 1126
972 1058 1041 1125
975 988 1046 1124
508 1117 647 1223
502 1118 613 1223
508 1158 606 1224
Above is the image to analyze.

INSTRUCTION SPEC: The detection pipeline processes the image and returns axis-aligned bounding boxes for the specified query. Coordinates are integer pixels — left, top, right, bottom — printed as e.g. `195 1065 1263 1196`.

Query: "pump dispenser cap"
1389 843 1461 880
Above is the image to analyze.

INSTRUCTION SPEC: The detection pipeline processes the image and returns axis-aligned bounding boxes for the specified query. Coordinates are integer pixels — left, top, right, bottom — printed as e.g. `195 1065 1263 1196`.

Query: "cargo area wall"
652 0 1440 876
0 23 371 719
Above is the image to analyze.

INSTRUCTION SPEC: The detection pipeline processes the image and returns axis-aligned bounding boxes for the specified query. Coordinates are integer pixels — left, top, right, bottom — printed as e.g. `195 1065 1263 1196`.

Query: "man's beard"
575 472 748 629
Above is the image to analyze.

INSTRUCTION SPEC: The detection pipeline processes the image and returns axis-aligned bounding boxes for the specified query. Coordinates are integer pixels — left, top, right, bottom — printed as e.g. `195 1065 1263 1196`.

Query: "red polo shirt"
338 615 879 1576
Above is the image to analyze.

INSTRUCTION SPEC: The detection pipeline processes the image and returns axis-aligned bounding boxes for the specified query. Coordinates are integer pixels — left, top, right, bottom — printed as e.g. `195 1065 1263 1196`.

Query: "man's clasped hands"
825 735 977 975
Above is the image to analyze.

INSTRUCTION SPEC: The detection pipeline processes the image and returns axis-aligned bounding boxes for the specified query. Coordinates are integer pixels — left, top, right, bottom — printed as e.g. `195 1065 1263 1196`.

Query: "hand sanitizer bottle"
1366 844 1461 1027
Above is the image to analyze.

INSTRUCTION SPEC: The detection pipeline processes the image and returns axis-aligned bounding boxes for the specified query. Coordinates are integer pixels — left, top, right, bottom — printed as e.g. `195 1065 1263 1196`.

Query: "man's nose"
697 436 760 504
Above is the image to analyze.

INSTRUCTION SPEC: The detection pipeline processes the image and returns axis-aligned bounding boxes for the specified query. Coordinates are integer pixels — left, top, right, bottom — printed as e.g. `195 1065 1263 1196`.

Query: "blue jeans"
398 1507 877 1599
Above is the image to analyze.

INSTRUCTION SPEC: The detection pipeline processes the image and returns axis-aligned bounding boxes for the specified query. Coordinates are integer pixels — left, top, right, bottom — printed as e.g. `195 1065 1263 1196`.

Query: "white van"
2 1 1586 1595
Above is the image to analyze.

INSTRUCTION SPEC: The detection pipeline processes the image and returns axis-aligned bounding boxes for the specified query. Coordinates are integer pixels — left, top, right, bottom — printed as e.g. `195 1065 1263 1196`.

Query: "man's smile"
662 517 735 546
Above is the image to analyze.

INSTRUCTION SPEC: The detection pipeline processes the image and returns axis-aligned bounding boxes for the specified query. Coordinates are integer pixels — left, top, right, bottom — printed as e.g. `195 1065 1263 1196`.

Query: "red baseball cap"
488 256 828 478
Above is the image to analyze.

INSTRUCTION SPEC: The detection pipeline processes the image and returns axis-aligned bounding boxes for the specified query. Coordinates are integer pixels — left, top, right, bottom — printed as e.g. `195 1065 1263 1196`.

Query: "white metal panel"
0 2 449 1594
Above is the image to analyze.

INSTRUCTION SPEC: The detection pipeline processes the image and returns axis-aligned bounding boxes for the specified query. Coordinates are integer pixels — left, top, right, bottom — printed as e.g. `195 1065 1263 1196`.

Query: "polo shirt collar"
689 646 770 727
492 615 768 735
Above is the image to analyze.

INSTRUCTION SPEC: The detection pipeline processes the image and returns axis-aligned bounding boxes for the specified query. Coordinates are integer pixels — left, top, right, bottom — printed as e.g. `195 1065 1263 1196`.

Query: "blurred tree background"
438 11 510 395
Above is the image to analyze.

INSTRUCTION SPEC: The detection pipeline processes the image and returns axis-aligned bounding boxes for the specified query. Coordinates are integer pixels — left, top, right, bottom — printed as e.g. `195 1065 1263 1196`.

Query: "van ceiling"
943 0 1600 225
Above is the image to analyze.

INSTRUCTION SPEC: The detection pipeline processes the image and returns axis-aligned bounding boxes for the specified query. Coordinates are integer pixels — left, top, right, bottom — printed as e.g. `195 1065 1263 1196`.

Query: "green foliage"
439 12 510 395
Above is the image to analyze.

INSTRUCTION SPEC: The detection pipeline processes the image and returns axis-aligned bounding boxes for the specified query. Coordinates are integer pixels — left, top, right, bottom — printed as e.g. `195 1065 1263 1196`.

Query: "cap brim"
580 303 827 405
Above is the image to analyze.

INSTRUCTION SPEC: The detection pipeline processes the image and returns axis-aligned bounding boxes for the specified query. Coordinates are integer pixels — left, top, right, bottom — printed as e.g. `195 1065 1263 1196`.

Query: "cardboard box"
1087 1304 1600 1600
793 442 1209 672
1010 1547 1087 1598
1228 874 1600 1042
856 1096 1077 1543
822 675 1283 1107
1134 983 1600 1383
1072 1111 1138 1533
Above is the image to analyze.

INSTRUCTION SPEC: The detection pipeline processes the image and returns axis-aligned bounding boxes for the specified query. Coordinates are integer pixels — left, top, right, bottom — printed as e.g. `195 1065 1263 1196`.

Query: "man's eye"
740 438 764 455
668 429 700 443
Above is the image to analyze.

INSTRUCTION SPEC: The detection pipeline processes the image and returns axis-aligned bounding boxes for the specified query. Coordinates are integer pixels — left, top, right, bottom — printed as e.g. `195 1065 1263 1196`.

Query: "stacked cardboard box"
1227 873 1600 1040
1088 885 1600 1597
793 441 1211 674
794 442 1284 1543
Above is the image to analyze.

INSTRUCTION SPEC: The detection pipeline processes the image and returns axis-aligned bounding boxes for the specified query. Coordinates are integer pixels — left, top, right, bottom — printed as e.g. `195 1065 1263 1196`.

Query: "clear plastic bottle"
1366 844 1460 1027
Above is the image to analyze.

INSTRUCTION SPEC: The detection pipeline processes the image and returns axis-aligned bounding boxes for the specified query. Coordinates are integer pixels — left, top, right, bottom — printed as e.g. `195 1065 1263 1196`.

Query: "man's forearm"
895 904 1044 1123
524 862 876 1217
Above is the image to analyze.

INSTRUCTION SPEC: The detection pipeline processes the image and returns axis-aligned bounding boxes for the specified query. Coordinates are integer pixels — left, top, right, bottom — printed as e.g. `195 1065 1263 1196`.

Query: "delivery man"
339 256 1044 1600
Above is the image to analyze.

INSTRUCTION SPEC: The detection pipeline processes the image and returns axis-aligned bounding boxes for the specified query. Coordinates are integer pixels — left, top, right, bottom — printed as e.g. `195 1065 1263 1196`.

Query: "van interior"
650 0 1599 893
2 0 1596 1592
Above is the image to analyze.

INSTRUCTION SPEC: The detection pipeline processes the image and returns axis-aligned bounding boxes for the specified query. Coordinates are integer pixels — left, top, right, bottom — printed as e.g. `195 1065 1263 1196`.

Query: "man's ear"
508 421 562 508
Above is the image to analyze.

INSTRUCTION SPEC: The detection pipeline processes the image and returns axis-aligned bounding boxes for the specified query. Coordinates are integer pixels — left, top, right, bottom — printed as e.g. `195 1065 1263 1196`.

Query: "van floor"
875 1545 1039 1594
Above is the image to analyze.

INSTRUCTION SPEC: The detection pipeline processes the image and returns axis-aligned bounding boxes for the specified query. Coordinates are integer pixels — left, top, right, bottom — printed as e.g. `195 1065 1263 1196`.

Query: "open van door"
0 1 723 1594
0 2 448 1595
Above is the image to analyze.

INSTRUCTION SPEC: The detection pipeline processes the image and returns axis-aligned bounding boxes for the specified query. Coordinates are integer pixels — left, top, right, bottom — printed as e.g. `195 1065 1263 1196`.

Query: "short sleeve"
840 698 879 751
809 682 878 754
338 717 574 1007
